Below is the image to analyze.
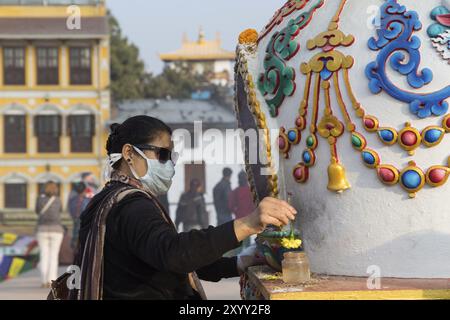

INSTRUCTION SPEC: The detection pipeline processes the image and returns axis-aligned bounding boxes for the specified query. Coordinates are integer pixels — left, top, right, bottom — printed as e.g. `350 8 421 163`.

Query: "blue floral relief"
365 0 450 119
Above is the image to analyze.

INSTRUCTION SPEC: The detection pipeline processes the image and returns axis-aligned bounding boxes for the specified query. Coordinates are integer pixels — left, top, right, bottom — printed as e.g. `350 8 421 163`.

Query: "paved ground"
0 267 241 300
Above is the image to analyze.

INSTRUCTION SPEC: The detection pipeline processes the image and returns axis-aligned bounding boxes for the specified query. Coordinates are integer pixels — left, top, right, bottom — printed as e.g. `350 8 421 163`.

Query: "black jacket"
213 179 232 218
95 182 241 300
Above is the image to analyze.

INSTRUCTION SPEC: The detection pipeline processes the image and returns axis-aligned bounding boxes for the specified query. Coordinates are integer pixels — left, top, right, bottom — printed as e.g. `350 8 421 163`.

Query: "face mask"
130 146 175 195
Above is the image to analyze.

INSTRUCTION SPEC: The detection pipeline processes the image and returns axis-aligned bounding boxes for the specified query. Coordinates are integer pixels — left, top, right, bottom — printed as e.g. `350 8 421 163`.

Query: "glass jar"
282 251 311 284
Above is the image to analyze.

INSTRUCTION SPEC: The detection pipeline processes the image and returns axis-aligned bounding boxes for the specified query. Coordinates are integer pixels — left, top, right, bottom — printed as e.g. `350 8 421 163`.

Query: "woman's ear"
122 144 133 163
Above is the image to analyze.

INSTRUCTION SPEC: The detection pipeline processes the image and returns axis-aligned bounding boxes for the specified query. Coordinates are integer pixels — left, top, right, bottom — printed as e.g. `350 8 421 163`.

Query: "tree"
143 62 207 99
109 11 146 102
108 13 233 106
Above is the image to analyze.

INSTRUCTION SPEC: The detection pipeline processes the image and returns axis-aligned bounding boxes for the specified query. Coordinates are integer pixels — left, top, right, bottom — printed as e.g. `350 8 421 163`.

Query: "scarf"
74 171 207 300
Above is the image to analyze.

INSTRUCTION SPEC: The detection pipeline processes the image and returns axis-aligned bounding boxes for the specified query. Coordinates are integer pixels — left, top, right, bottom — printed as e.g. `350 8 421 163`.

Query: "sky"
107 0 284 74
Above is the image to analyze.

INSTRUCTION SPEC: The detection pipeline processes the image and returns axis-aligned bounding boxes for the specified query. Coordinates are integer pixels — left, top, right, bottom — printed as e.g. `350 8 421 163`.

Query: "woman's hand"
233 197 297 242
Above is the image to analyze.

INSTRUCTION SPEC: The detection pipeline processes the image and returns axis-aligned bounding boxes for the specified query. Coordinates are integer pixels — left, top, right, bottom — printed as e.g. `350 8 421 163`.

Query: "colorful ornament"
377 165 400 186
357 113 450 154
293 163 309 183
400 161 426 198
259 0 311 41
279 0 450 197
426 165 450 187
366 0 450 119
258 0 324 117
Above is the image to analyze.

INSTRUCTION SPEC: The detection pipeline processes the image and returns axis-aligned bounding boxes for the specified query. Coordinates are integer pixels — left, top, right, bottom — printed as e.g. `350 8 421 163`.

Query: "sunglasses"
134 144 179 164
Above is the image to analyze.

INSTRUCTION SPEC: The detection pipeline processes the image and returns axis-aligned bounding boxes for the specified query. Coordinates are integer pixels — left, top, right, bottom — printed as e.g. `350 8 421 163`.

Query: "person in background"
35 181 64 288
228 171 257 249
67 181 90 254
81 172 99 199
175 179 208 231
213 168 233 226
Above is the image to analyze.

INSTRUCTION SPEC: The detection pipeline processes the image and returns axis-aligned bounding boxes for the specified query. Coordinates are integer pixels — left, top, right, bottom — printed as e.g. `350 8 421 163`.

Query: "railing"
0 210 73 227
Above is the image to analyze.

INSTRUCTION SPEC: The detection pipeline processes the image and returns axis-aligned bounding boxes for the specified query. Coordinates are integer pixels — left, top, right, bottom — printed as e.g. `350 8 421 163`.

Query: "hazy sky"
107 0 284 74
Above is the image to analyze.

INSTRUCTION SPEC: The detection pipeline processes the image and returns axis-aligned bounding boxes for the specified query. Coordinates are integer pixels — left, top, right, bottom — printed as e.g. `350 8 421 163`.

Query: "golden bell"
327 157 351 193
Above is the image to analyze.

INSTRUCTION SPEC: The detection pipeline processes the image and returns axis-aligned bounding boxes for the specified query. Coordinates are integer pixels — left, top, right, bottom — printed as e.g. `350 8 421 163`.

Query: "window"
4 183 27 209
34 115 62 153
36 47 59 85
184 162 206 193
4 115 27 153
69 47 92 85
3 47 25 85
67 114 95 153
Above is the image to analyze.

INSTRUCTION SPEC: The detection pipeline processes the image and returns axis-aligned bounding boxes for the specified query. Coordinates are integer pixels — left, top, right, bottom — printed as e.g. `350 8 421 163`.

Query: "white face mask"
130 146 176 195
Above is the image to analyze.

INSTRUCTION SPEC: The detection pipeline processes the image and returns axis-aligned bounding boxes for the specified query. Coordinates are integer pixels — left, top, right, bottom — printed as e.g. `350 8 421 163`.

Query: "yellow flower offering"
281 237 302 249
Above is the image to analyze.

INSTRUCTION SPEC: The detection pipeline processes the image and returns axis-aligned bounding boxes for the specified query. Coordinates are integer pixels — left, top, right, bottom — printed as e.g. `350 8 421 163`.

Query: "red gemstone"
364 118 375 129
326 123 335 130
294 168 304 180
296 117 303 127
379 168 395 182
429 169 447 184
278 137 286 149
401 131 418 146
446 117 450 128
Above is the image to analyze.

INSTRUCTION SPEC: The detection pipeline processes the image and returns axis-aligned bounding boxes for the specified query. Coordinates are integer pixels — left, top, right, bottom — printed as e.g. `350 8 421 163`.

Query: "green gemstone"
306 136 314 147
352 135 362 148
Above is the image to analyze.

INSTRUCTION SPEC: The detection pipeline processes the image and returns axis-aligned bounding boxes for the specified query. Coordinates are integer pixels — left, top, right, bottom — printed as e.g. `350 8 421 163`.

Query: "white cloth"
37 232 64 285
103 153 123 181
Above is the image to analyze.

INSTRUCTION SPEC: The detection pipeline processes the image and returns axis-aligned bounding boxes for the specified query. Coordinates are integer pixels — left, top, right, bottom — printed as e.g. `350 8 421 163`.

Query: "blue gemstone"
379 130 394 142
362 152 375 165
401 170 422 189
288 131 297 142
424 129 442 143
320 68 333 80
303 151 311 164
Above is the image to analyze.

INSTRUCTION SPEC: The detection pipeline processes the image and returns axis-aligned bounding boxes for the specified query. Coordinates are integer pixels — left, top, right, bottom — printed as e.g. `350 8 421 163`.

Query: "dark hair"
238 171 248 187
222 167 232 178
106 116 172 169
44 181 59 197
72 181 87 194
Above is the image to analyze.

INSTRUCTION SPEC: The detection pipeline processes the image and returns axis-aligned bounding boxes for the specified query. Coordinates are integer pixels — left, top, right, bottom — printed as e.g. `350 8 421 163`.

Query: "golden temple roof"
160 30 235 62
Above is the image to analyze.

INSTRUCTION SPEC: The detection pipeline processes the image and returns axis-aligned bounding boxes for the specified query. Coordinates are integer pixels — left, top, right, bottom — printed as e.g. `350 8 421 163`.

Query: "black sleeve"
196 257 239 282
118 196 241 275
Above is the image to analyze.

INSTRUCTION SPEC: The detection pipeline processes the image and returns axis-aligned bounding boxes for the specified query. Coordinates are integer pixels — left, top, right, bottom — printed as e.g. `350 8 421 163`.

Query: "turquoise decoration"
428 6 450 38
362 152 376 166
429 4 450 63
378 129 396 143
401 170 422 189
258 0 324 117
424 129 443 143
288 129 298 142
366 0 450 119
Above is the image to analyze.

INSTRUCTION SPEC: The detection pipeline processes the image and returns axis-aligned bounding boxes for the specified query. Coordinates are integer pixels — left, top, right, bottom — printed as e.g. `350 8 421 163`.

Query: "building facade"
160 30 235 87
0 0 110 223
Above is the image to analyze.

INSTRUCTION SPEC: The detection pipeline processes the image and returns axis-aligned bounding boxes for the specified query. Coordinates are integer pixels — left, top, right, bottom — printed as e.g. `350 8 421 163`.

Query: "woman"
73 115 296 300
35 181 64 288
